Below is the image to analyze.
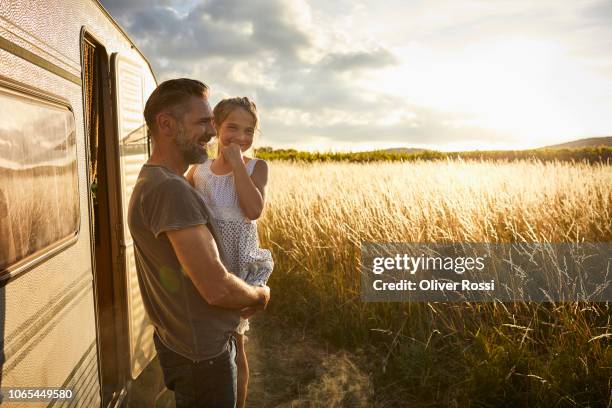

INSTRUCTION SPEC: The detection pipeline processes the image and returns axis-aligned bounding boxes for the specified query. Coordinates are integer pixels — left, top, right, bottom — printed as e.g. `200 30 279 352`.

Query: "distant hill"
540 137 612 149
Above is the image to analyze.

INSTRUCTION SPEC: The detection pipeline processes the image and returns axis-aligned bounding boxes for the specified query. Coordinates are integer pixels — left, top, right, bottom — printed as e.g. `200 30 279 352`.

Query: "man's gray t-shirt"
127 164 240 361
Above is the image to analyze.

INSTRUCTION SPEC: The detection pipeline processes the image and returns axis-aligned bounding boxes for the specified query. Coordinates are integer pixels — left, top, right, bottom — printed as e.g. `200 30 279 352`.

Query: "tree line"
254 146 612 164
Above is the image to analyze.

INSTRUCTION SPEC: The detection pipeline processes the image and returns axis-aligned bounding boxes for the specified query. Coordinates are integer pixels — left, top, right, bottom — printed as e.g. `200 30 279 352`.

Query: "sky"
100 0 612 152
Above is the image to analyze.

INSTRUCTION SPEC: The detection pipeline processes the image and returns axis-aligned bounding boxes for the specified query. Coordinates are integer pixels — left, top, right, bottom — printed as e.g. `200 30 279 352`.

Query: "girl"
187 96 273 408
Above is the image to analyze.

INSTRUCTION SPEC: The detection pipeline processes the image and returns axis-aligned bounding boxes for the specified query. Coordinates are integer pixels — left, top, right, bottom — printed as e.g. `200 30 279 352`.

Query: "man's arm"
166 224 270 309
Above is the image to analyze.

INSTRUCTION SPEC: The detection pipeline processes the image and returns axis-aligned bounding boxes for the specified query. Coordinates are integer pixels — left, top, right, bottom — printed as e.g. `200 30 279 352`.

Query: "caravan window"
0 88 79 272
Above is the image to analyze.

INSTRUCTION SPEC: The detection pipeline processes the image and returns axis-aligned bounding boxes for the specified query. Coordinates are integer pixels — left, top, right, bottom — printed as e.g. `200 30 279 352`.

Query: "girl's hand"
222 143 244 169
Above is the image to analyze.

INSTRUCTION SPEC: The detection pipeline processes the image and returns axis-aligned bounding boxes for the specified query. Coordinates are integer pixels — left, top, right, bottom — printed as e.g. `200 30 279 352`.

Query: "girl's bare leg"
235 333 249 408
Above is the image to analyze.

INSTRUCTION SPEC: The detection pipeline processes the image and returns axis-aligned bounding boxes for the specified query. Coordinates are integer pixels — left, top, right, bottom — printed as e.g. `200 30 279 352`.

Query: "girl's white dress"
193 157 273 334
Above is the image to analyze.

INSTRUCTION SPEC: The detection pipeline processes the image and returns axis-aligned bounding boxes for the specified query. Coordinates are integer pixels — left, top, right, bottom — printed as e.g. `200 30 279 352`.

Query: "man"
128 78 270 408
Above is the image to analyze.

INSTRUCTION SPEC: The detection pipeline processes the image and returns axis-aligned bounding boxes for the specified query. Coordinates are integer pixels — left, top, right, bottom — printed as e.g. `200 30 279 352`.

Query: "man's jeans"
153 332 237 408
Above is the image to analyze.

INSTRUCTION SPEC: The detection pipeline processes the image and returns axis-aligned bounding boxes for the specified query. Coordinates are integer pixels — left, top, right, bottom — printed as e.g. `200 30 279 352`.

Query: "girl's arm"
185 165 197 187
233 159 268 220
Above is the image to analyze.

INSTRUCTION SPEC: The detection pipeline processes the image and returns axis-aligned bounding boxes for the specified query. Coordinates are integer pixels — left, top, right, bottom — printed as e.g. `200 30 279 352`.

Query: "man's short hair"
144 78 209 133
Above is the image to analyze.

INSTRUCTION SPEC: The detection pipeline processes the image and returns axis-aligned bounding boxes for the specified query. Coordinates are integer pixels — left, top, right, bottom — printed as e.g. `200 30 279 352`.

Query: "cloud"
101 0 170 13
125 0 311 63
99 0 612 150
100 0 172 26
581 0 612 24
102 0 401 114
261 101 518 150
322 49 398 72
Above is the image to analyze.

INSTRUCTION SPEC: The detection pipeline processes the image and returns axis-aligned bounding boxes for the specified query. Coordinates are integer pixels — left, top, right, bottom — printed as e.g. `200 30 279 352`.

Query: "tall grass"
259 159 612 407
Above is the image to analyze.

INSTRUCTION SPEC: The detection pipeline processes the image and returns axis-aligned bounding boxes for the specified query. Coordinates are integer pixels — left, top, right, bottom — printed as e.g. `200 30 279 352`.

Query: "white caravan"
0 0 161 406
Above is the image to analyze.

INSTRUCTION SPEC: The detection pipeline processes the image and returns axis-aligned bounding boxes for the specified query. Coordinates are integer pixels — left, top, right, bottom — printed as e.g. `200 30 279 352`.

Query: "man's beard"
175 123 209 164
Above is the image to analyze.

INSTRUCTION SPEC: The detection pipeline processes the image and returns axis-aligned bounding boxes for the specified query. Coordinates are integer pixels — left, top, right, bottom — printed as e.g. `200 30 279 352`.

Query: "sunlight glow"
367 37 612 149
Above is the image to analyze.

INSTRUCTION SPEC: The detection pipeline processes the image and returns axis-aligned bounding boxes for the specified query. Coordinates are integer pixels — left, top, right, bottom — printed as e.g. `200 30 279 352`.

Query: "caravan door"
111 53 157 380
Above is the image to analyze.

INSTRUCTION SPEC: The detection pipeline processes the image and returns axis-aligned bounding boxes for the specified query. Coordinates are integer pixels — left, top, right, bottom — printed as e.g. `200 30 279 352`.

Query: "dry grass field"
257 159 612 407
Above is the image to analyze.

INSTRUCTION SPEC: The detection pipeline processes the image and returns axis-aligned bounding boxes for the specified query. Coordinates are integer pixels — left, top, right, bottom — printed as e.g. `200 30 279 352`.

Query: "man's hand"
240 285 270 318
222 143 244 169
